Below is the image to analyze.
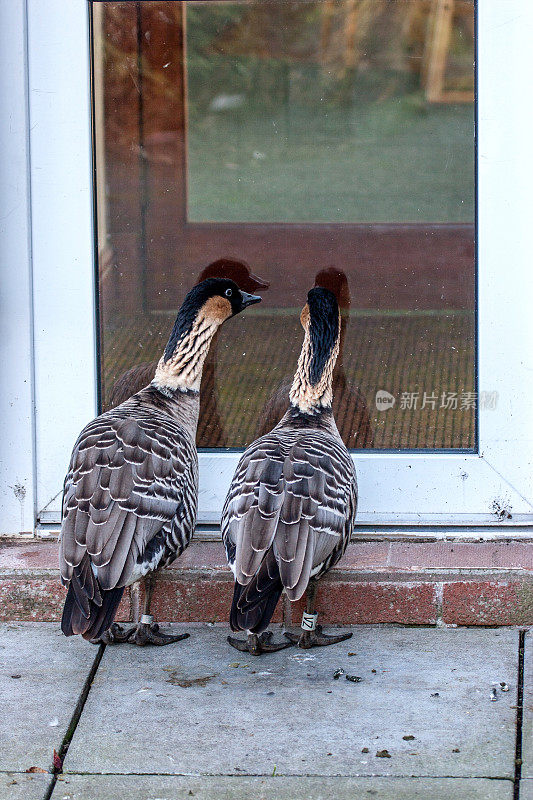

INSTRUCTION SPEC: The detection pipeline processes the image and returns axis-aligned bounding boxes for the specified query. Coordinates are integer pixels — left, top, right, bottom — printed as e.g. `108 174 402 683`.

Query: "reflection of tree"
99 0 475 162
185 0 474 112
100 0 474 144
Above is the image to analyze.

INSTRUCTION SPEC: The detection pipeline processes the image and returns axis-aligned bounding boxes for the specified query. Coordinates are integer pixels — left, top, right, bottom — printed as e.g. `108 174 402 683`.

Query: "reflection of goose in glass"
256 267 374 449
107 258 269 447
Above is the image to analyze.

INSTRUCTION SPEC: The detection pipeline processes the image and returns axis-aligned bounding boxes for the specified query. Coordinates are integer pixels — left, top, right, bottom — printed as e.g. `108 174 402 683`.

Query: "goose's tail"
230 548 283 634
61 563 124 641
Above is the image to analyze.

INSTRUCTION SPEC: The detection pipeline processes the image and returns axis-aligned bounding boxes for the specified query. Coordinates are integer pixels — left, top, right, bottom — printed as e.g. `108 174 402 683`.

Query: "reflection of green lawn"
187 101 474 223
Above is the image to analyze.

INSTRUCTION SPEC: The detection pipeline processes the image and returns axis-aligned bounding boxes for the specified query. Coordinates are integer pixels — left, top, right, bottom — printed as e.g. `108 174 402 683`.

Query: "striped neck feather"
289 324 339 415
152 314 219 393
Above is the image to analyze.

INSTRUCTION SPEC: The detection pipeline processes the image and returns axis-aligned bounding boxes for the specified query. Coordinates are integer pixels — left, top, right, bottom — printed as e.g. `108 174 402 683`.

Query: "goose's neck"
289 325 338 415
152 315 219 394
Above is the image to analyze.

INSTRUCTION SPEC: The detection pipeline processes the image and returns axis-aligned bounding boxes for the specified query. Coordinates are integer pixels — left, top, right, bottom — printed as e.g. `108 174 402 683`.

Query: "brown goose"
222 287 357 655
255 267 374 448
60 278 261 645
106 259 269 444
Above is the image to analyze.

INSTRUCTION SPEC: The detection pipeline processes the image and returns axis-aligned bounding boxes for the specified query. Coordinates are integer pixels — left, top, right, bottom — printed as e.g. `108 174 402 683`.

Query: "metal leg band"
140 614 153 625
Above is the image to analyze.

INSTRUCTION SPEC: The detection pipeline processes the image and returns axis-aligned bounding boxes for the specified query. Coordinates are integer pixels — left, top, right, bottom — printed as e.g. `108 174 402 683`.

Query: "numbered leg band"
140 615 153 625
301 612 318 631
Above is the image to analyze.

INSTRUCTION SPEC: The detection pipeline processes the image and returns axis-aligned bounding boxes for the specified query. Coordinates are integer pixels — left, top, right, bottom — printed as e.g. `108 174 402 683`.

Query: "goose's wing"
222 432 357 601
60 412 197 603
274 437 357 600
222 434 286 580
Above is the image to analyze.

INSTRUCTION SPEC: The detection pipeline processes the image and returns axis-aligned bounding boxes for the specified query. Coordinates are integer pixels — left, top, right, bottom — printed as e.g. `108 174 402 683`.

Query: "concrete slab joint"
1 624 530 800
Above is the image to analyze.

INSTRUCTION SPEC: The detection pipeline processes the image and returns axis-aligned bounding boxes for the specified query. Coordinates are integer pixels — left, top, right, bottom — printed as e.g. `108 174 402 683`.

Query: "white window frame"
2 0 531 537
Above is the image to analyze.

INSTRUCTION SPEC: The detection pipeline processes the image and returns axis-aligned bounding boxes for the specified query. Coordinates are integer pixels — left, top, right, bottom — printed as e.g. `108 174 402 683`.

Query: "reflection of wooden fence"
423 0 474 103
319 0 474 102
320 0 388 76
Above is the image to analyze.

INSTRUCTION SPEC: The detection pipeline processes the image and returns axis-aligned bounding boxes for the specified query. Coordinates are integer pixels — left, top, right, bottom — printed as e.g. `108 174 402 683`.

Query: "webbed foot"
91 621 189 647
90 622 135 645
284 624 353 649
227 631 294 656
130 622 189 646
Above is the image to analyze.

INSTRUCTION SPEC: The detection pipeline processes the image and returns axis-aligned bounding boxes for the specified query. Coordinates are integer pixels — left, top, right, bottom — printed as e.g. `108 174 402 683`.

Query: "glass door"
27 0 533 530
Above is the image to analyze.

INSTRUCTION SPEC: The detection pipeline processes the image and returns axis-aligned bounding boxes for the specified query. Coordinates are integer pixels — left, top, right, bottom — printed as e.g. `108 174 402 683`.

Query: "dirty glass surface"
93 0 476 450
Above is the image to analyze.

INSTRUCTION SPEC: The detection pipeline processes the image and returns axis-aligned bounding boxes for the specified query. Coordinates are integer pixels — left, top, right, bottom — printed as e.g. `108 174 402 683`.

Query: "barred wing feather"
222 430 357 602
60 409 198 611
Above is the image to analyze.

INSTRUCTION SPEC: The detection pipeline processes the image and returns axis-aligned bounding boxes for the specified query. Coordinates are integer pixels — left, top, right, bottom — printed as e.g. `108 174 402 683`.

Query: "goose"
60 277 261 645
107 259 269 440
222 287 357 654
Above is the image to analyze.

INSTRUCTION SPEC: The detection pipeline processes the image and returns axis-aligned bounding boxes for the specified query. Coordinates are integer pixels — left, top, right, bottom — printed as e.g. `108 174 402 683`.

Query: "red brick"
332 542 390 570
442 580 533 626
0 578 65 621
167 541 227 570
389 541 533 571
0 578 131 623
2 539 532 575
0 540 229 572
0 542 59 570
148 573 283 625
145 575 233 623
116 592 132 623
2 540 532 628
288 580 437 626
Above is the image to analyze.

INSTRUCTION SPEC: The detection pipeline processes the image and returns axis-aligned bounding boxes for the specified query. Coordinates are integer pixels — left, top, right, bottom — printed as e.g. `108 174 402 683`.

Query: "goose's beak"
240 291 262 308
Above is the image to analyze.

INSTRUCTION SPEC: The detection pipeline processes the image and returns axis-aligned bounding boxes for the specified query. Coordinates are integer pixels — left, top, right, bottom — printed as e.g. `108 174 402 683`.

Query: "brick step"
0 539 531 627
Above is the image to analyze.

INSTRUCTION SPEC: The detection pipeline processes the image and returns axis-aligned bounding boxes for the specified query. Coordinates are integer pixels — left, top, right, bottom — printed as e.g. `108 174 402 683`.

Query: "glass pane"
93 0 476 451
186 1 474 223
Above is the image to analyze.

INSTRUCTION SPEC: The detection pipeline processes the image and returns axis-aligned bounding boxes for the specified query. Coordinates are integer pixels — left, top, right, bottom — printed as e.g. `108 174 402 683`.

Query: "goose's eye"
225 288 233 298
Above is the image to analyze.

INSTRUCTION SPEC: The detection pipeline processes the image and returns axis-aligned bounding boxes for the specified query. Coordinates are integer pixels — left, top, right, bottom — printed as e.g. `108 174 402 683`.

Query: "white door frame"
1 0 531 536
0 0 36 535
27 0 98 526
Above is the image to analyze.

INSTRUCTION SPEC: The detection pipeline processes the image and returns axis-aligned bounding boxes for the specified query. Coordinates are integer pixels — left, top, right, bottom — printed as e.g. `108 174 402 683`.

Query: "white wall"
0 0 35 534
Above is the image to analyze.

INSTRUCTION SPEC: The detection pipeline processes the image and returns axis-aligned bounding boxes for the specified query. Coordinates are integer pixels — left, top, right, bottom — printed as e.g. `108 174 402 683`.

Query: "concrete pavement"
0 624 97 772
0 623 529 799
51 775 513 799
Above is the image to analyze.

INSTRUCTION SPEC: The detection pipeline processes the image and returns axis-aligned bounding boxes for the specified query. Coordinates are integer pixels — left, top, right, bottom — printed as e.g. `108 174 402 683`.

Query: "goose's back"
60 394 198 599
222 417 357 601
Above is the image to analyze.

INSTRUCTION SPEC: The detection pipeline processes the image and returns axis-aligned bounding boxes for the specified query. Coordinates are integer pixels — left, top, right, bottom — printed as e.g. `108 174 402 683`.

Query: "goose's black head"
302 287 340 385
164 277 261 361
